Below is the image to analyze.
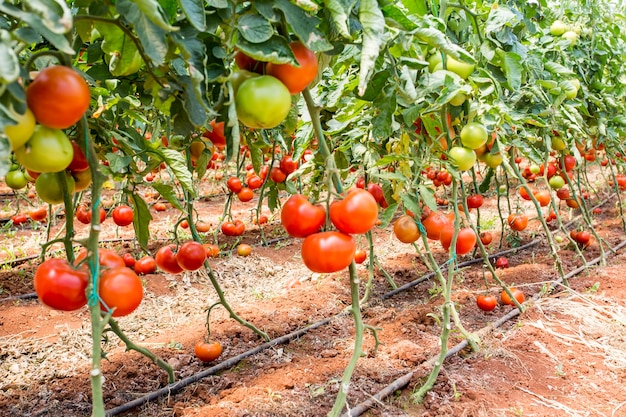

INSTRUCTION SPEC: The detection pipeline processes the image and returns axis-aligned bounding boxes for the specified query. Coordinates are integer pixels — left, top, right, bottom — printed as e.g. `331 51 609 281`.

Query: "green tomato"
448 146 476 171
229 70 260 95
72 168 92 192
235 75 291 129
35 171 76 205
15 125 73 173
5 107 36 151
5 170 28 190
560 80 578 99
529 164 541 174
460 122 488 149
429 54 475 79
551 136 566 151
562 31 578 46
555 235 564 243
548 175 565 190
483 152 503 168
550 20 567 36
449 92 467 106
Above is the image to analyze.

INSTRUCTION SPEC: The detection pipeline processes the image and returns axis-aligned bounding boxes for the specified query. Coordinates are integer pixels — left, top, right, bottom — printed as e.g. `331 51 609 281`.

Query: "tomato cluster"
155 241 207 274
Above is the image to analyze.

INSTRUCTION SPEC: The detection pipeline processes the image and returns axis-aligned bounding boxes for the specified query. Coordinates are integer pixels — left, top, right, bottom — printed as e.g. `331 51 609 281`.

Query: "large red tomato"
439 226 477 255
175 241 206 271
155 244 184 274
329 189 378 234
301 231 356 273
266 42 318 94
422 211 451 240
34 258 88 311
281 194 326 238
26 65 91 129
99 267 143 317
112 205 134 227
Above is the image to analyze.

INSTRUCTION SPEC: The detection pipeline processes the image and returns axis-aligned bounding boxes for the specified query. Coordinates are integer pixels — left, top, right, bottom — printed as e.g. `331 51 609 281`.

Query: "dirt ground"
0 178 625 417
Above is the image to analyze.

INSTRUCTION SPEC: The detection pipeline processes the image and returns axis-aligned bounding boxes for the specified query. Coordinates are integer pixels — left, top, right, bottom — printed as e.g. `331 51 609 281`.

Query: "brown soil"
1 180 625 417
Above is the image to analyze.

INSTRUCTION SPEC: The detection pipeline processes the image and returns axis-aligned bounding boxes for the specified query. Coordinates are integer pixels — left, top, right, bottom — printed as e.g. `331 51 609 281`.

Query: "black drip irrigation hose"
340 237 626 417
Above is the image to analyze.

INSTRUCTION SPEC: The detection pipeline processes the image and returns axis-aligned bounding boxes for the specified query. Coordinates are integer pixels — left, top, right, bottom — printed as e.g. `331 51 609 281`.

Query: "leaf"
479 168 494 193
179 0 206 31
248 138 264 175
151 182 184 211
357 70 390 101
544 61 574 75
156 148 196 196
400 191 421 217
357 0 385 96
129 192 152 251
418 185 438 212
237 14 274 43
379 202 399 228
117 0 169 65
290 0 319 13
24 0 73 34
225 81 240 163
381 2 417 30
401 0 428 16
414 27 474 64
323 0 352 39
485 6 517 34
0 33 20 84
372 91 396 140
105 152 132 174
127 0 178 31
236 36 295 64
498 50 522 90
272 0 333 52
267 187 280 212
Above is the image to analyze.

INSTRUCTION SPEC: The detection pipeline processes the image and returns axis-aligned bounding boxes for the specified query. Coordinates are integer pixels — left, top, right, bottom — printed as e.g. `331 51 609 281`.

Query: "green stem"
107 319 175 383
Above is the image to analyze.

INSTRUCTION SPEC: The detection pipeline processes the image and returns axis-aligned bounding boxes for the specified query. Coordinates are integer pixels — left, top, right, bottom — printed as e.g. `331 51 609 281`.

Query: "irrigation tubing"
341 237 626 417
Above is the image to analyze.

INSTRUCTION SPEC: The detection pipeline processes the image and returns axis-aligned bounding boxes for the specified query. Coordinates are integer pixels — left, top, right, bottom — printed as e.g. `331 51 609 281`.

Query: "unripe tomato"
460 123 488 150
548 175 565 190
5 107 36 151
476 294 498 312
26 65 90 129
393 215 421 243
550 20 567 36
235 75 291 129
99 267 143 317
281 194 326 238
34 258 89 311
175 241 206 271
236 243 252 257
35 171 75 205
195 341 223 362
330 189 378 234
448 146 476 171
266 42 318 94
112 205 134 227
301 231 356 273
5 170 28 190
15 125 74 173
72 168 92 192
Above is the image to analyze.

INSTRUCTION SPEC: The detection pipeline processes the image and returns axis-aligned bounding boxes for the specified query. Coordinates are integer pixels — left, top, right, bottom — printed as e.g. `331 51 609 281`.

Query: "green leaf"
237 14 274 44
414 27 474 64
544 61 574 75
117 0 169 65
156 148 196 196
267 186 280 212
479 168 494 193
400 191 421 216
381 2 417 30
126 0 178 31
105 152 132 174
357 70 390 101
0 33 20 84
485 6 517 34
379 202 399 228
248 138 264 174
401 0 428 16
357 0 385 96
225 81 240 163
323 0 352 39
24 0 73 34
418 185 437 212
372 91 396 140
179 0 206 31
273 0 333 52
0 138 10 177
498 50 522 90
129 192 152 251
151 182 184 211
236 35 295 64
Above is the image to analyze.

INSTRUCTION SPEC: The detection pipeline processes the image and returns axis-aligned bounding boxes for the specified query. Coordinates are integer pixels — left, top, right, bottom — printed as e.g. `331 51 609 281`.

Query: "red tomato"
202 120 226 150
476 294 498 312
112 205 134 227
366 183 384 205
226 176 243 193
237 187 254 202
266 42 318 94
26 65 91 129
533 190 551 207
11 213 28 226
518 187 532 201
501 287 525 306
479 231 493 245
270 167 287 183
195 341 223 362
247 175 262 190
122 253 136 268
439 226 477 255
279 155 298 175
281 194 326 238
134 256 157 275
156 245 184 274
495 257 509 269
176 241 207 271
75 248 125 269
422 211 451 240
195 220 212 233
99 267 143 317
221 219 245 236
67 141 89 173
180 219 189 229
508 213 529 231
34 258 88 311
29 206 48 222
204 244 220 258
75 204 90 225
560 155 576 172
330 189 378 234
301 231 356 273
466 194 484 209
154 202 167 212
393 215 421 243
354 249 367 264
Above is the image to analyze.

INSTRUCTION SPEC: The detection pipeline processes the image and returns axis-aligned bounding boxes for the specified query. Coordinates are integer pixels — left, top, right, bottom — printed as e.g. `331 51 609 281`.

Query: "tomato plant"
26 65 91 129
301 231 356 273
